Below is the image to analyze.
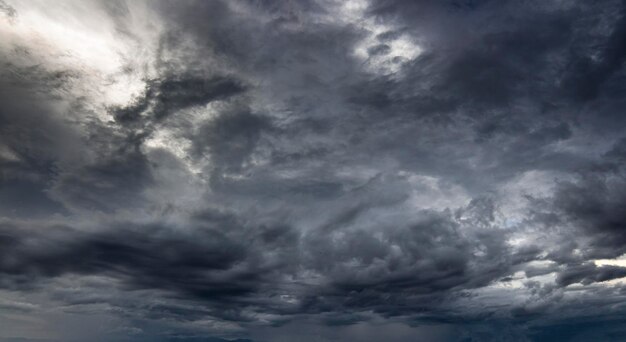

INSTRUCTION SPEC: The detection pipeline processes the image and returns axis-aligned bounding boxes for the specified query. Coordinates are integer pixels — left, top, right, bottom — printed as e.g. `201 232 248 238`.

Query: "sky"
1 0 626 341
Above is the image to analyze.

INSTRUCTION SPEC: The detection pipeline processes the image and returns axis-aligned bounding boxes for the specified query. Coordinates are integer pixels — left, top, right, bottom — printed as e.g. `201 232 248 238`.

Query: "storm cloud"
2 0 626 341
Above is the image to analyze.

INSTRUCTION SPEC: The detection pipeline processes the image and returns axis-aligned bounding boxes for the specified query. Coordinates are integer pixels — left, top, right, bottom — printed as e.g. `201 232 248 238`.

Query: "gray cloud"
1 0 626 341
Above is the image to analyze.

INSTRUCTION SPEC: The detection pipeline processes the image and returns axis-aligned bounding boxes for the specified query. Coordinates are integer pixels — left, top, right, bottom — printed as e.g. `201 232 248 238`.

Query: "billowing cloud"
2 0 626 341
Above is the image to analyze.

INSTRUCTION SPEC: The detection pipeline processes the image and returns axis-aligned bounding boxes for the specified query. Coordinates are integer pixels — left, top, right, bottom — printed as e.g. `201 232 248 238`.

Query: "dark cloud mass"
2 0 626 341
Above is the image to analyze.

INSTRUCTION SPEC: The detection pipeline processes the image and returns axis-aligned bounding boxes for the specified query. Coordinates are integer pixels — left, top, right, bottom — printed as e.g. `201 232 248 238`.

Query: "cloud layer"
2 0 626 341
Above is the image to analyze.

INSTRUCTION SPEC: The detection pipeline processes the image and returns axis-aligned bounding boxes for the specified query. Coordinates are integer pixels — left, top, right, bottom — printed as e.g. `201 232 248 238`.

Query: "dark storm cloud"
550 138 626 259
0 66 81 217
562 0 626 102
556 263 626 286
50 147 153 213
2 0 626 341
193 107 270 173
112 75 246 123
0 218 259 301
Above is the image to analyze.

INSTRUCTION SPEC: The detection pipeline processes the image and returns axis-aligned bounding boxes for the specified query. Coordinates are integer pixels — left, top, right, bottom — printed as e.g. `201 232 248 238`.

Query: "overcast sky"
2 0 626 341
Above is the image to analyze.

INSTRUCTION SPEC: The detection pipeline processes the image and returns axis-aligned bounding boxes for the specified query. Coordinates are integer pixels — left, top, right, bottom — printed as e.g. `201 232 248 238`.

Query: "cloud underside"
2 0 626 341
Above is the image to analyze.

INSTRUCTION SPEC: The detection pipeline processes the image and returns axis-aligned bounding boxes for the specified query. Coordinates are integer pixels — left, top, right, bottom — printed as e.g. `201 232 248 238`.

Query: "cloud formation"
2 0 626 341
